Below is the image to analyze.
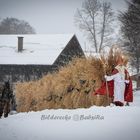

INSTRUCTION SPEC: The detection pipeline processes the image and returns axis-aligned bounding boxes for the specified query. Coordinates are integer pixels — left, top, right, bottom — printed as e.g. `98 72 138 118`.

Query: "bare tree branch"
75 0 114 53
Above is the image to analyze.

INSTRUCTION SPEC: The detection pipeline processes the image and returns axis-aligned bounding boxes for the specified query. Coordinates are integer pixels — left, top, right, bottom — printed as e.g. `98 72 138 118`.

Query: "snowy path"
0 91 140 140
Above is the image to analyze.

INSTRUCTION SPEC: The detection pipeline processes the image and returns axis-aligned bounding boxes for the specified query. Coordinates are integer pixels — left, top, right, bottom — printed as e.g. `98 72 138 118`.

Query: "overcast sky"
0 0 128 48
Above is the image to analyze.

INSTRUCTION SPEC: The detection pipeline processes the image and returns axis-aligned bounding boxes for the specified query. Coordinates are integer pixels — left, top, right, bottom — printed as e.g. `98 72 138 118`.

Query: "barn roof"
0 34 74 65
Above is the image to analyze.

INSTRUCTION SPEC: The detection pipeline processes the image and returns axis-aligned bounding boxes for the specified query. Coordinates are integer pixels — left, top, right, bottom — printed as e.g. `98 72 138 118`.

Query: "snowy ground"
0 91 140 140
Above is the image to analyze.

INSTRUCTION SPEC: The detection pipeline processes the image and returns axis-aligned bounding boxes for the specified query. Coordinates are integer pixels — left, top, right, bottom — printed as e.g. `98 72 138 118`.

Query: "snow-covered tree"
75 0 114 53
0 17 36 34
119 0 140 73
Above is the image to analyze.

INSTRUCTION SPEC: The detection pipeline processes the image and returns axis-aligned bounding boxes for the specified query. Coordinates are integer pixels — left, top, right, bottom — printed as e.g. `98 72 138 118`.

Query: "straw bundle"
15 47 129 112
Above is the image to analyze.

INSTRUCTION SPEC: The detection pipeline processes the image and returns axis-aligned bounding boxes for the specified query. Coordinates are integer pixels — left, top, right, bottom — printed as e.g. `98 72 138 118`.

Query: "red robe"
94 69 133 102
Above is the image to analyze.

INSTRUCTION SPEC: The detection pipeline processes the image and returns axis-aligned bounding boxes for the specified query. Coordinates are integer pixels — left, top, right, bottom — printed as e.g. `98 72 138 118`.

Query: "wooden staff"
101 58 110 106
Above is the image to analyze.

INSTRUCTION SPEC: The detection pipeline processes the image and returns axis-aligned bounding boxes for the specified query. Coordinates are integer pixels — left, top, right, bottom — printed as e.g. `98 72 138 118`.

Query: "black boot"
125 102 130 106
0 110 3 118
4 113 8 118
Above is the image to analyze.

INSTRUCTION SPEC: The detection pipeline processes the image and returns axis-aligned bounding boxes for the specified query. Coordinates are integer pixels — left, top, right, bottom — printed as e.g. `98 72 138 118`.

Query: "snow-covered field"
0 90 140 140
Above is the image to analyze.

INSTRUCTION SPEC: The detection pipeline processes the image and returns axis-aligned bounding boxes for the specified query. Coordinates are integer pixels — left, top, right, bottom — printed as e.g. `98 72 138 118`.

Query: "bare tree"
75 0 114 53
0 17 36 34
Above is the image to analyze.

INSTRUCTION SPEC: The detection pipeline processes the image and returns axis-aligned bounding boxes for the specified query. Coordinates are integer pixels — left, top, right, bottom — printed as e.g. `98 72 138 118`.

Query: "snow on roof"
0 34 74 65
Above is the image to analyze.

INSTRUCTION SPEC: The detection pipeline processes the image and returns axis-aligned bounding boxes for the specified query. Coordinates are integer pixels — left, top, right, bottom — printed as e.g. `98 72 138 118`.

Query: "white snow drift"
0 90 140 140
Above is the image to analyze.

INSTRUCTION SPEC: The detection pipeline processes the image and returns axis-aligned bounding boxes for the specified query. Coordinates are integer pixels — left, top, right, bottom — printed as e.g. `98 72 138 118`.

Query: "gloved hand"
125 80 129 84
104 75 108 79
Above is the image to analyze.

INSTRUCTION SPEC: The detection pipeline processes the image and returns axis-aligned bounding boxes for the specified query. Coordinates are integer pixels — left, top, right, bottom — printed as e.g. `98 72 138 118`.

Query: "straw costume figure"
94 48 133 106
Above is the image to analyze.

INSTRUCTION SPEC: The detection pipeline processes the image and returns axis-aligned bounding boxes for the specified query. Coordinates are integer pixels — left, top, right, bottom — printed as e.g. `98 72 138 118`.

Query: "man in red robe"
94 57 133 106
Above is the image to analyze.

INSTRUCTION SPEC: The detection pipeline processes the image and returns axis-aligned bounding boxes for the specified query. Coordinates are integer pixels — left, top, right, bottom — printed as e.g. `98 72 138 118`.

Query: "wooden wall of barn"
0 64 57 83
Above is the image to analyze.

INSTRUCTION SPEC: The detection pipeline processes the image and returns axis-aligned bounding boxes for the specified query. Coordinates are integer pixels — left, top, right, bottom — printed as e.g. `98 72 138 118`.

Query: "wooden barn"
0 34 85 83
